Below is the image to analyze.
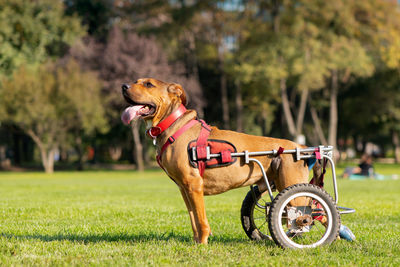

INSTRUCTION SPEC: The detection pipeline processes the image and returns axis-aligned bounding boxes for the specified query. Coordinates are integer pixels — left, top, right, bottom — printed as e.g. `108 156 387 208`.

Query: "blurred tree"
310 0 400 149
0 0 85 77
341 70 400 162
0 0 86 168
0 61 108 173
233 0 400 150
233 1 327 140
116 1 211 118
64 0 114 39
66 0 400 161
69 26 204 170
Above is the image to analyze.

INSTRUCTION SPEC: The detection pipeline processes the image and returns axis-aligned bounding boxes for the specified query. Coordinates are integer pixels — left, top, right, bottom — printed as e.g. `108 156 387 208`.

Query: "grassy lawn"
0 164 399 266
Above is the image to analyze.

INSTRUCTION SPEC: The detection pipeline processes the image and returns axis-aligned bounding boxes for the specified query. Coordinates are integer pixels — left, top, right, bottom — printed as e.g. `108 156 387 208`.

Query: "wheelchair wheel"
240 186 272 241
268 183 340 248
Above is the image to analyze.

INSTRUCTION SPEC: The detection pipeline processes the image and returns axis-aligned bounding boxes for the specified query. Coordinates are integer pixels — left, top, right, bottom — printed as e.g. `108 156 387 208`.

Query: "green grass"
0 165 399 266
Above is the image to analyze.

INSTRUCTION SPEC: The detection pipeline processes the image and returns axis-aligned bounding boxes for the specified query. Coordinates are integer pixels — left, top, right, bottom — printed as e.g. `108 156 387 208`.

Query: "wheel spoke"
255 207 264 214
314 219 325 236
257 220 268 230
241 188 271 241
268 184 339 248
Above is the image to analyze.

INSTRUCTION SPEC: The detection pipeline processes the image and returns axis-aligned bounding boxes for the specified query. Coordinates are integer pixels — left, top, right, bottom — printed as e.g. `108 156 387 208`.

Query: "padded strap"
196 120 211 177
156 118 212 178
220 150 232 163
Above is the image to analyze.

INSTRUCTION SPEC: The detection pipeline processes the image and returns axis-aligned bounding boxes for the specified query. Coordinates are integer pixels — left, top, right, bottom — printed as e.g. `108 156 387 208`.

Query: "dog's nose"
122 84 130 91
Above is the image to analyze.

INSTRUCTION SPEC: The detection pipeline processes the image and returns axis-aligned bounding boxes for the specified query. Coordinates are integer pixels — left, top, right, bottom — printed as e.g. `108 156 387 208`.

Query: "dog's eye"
144 82 155 88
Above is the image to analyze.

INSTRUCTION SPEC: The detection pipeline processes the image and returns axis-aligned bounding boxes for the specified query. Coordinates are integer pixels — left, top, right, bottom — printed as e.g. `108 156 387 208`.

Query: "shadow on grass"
210 235 275 247
1 232 273 246
1 232 191 244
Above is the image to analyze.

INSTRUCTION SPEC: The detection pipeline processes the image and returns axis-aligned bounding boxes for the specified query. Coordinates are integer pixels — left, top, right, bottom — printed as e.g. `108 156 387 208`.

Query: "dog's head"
121 78 187 126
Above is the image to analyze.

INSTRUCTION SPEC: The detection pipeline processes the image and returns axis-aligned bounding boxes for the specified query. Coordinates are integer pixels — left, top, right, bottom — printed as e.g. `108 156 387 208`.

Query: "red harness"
146 104 188 139
147 104 212 176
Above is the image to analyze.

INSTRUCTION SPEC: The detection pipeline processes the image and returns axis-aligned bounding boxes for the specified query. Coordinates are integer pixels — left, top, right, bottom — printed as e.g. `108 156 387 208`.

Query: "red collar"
147 104 187 139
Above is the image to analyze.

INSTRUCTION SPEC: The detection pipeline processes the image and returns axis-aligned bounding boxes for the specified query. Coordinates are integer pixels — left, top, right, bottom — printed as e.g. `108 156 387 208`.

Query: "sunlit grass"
0 165 399 265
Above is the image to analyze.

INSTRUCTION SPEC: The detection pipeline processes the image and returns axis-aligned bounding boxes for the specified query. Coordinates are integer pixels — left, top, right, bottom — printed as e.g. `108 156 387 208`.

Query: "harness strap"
319 158 328 187
314 147 322 160
312 158 328 222
310 152 328 222
156 119 199 167
277 146 285 156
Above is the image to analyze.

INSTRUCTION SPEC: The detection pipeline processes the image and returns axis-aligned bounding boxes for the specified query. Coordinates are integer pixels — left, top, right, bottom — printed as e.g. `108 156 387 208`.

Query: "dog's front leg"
179 187 199 243
183 176 211 244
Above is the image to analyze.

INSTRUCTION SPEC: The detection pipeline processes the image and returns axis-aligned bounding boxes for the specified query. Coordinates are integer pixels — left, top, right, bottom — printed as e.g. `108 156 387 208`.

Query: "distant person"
343 154 374 178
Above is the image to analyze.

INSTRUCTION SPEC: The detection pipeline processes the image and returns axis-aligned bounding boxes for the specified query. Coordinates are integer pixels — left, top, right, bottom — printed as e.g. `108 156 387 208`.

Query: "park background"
0 0 399 266
1 0 400 172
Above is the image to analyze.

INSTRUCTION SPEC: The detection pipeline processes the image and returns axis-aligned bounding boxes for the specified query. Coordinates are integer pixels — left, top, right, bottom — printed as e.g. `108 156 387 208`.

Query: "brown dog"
122 78 312 244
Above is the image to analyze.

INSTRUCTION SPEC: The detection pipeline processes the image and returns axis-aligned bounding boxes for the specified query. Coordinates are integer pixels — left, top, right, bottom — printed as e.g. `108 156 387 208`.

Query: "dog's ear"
167 83 187 106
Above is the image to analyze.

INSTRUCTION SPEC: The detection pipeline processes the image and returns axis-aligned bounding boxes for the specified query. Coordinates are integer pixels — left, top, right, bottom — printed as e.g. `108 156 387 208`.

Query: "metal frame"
191 145 355 215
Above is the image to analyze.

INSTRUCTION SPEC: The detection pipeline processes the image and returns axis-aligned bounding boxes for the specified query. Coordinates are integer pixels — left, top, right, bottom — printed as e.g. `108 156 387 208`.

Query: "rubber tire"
240 186 271 241
268 183 340 249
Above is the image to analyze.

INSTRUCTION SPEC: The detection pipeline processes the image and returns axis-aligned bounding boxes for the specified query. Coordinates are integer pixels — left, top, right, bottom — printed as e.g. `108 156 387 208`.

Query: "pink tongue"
121 105 145 125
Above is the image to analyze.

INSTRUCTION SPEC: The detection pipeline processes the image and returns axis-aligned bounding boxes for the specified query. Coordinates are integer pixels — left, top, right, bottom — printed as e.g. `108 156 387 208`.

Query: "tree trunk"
39 146 55 174
261 109 269 136
310 105 328 146
13 133 21 164
184 30 204 118
26 129 55 173
328 70 338 148
75 136 84 171
0 145 9 169
219 51 230 129
185 31 199 78
296 89 308 134
131 121 144 171
272 0 280 33
280 78 296 137
310 107 328 146
235 80 243 132
393 131 400 163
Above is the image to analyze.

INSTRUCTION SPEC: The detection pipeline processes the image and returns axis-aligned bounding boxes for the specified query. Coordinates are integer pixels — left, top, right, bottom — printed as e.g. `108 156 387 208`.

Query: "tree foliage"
0 0 85 76
65 0 114 38
0 60 108 172
68 25 205 169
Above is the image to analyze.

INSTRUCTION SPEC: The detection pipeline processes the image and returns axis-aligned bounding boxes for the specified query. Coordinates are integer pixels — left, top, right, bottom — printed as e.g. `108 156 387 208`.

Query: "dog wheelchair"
194 145 355 248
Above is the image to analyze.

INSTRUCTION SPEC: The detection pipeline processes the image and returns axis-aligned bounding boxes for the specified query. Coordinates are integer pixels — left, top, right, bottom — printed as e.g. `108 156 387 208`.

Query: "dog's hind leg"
179 187 199 242
311 160 323 186
276 154 310 206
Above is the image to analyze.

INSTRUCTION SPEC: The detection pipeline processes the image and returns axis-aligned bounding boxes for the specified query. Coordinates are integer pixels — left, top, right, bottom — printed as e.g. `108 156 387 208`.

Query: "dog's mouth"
121 96 156 125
